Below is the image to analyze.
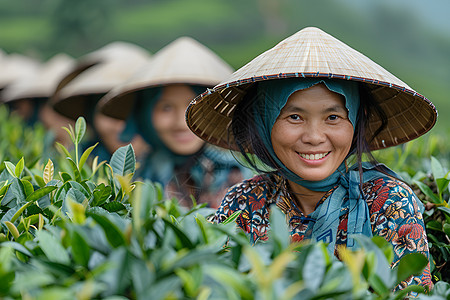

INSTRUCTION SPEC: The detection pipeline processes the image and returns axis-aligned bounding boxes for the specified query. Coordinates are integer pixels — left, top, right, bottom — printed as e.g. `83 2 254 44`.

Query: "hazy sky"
340 0 450 36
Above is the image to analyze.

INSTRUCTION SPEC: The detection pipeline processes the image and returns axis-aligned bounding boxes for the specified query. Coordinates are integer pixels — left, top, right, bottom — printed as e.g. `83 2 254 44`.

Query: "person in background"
186 27 436 293
0 52 40 97
1 53 75 148
50 42 151 161
98 36 253 208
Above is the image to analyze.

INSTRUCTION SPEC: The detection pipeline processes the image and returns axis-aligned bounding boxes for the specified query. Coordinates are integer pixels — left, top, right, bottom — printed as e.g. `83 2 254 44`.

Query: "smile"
298 152 330 160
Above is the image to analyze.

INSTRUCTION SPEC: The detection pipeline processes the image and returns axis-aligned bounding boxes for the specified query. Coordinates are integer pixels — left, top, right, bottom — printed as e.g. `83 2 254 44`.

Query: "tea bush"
0 116 449 299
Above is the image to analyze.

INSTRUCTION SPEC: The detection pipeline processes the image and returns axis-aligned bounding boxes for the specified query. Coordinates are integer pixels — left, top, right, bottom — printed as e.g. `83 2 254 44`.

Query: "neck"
287 180 326 215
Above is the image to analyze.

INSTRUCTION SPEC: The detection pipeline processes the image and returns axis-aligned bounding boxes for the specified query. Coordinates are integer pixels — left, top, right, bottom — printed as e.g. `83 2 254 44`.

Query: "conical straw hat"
98 36 234 120
54 41 151 94
51 42 151 120
0 53 40 91
186 27 437 151
2 53 75 103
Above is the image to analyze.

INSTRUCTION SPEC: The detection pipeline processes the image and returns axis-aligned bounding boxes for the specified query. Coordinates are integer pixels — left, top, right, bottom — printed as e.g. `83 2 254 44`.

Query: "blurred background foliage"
0 0 449 136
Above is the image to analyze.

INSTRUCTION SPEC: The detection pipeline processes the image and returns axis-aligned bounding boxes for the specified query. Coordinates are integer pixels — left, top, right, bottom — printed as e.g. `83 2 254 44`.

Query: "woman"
98 37 252 208
186 27 437 291
51 41 151 161
1 53 76 148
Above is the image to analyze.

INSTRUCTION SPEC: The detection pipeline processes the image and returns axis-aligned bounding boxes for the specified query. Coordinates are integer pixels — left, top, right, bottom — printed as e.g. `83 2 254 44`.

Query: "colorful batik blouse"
213 173 433 292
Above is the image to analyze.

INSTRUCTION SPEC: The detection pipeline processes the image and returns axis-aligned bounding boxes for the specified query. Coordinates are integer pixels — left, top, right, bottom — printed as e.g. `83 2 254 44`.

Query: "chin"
168 143 204 156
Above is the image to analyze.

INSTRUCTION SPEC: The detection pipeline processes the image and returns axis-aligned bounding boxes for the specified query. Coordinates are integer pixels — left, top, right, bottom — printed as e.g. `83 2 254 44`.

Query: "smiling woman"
185 27 437 294
151 85 204 156
98 36 252 208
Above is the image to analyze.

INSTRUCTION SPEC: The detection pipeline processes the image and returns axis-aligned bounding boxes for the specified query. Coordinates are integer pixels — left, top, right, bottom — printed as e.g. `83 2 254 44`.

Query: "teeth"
299 152 329 160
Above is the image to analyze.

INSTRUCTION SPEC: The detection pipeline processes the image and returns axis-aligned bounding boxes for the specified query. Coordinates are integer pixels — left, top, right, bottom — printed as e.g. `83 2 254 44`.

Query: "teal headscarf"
253 78 399 251
254 78 359 191
120 86 212 184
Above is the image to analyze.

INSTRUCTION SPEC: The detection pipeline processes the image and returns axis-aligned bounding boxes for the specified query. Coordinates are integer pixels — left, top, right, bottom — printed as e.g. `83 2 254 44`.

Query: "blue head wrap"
253 78 396 252
254 78 359 192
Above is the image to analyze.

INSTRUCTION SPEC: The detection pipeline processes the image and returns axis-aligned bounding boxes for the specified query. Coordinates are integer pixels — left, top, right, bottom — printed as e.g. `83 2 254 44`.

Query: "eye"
160 104 173 112
289 114 302 121
328 114 339 121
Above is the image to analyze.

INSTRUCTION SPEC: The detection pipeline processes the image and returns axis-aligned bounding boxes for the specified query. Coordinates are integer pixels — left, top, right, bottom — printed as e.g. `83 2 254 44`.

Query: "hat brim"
187 72 437 151
97 36 234 120
186 27 437 151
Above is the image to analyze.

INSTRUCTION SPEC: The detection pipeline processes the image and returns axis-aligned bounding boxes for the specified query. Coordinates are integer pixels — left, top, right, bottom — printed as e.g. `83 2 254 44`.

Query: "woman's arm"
370 178 433 292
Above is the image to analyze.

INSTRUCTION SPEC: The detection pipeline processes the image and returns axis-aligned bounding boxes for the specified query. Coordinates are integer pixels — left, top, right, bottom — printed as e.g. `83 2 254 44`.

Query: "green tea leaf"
10 178 27 206
393 284 425 300
109 144 136 176
92 183 112 206
63 125 75 144
206 266 253 299
431 156 445 180
17 214 41 232
90 213 126 248
55 141 72 159
21 179 34 197
37 230 70 264
303 243 326 291
413 181 441 204
79 143 98 171
43 159 54 184
269 206 290 250
15 157 24 178
59 172 72 183
437 206 450 217
75 117 87 144
70 230 90 267
4 221 20 239
368 274 390 295
163 218 194 249
102 201 127 213
443 223 450 238
425 220 443 231
65 187 87 205
67 181 91 199
0 181 10 197
222 210 242 225
395 253 428 284
436 178 450 198
25 186 58 203
66 197 86 224
4 162 16 178
66 158 81 182
371 236 394 263
1 241 33 257
34 175 45 187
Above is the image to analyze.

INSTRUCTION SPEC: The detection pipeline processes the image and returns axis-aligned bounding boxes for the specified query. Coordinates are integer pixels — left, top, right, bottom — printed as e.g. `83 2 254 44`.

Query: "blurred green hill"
1 0 449 133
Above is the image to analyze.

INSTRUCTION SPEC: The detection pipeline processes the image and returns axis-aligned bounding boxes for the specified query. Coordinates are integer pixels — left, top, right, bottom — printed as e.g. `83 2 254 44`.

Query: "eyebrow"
281 104 347 114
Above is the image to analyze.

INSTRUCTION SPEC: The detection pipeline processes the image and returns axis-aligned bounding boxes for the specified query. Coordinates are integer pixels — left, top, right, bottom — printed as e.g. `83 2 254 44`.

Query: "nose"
301 122 326 145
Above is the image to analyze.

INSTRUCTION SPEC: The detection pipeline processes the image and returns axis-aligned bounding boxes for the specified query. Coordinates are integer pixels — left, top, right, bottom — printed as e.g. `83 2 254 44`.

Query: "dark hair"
230 81 390 182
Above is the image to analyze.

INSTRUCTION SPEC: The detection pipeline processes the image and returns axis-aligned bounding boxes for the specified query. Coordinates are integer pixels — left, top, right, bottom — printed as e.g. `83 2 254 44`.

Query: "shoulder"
222 173 273 205
213 173 274 223
362 175 422 216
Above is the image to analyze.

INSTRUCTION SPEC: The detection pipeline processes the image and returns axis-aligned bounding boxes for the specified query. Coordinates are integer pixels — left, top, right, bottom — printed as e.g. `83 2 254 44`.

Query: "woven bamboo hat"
2 54 75 103
51 42 151 120
186 27 437 151
98 36 234 120
0 53 40 91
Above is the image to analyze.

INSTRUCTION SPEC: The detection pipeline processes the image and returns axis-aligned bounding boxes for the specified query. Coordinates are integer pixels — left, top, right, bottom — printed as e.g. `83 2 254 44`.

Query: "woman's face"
152 84 204 155
271 83 354 182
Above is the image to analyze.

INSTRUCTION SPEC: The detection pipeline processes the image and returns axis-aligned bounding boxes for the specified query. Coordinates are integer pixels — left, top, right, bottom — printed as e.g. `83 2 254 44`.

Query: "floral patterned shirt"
213 173 433 292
